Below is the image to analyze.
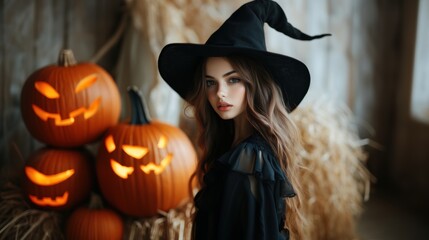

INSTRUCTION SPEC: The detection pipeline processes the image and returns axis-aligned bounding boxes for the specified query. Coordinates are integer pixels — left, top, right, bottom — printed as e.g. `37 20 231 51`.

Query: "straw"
124 202 193 240
0 182 65 240
291 99 373 240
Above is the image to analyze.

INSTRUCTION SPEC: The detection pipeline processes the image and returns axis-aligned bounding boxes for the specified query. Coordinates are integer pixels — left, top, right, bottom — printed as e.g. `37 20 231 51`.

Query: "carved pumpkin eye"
105 135 150 159
122 145 149 159
105 135 116 153
110 159 134 179
75 74 98 93
35 81 60 99
25 166 75 186
157 136 168 148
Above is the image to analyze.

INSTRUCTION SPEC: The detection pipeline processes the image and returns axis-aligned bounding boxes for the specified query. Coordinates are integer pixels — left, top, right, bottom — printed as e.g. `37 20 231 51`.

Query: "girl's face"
204 57 247 120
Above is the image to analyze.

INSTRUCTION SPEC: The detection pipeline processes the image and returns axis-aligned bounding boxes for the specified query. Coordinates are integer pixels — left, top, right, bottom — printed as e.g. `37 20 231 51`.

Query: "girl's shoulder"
217 134 273 170
217 134 287 180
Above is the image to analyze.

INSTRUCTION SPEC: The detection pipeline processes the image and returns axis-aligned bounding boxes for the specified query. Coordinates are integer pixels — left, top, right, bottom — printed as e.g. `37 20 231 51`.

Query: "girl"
189 55 302 239
158 1 329 239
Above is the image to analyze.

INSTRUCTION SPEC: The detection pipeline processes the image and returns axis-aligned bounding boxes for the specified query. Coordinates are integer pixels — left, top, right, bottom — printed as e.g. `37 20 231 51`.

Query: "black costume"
193 134 296 240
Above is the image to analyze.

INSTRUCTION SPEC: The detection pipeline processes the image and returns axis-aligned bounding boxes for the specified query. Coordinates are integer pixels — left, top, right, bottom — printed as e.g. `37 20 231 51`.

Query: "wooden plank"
1 0 37 176
64 0 122 70
391 0 429 212
357 0 403 186
66 0 97 62
93 0 123 71
0 0 122 173
33 0 65 67
1 0 5 141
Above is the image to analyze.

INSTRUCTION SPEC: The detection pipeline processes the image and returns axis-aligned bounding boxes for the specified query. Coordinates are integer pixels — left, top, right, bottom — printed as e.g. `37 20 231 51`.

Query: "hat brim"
158 43 310 112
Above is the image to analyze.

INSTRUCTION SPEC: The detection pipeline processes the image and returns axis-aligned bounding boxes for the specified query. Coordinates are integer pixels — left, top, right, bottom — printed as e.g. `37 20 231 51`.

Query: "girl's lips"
217 102 232 111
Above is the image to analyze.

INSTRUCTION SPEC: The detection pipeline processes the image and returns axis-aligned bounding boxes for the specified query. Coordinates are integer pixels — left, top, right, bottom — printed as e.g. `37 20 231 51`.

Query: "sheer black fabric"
193 134 296 240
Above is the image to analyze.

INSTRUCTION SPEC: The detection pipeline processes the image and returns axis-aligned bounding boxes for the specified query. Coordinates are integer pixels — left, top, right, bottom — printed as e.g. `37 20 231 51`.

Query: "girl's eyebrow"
205 70 237 79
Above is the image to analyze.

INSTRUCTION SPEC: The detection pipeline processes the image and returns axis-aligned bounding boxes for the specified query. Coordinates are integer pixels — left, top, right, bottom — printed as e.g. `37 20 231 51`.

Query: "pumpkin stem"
88 192 104 209
127 86 151 124
58 49 77 67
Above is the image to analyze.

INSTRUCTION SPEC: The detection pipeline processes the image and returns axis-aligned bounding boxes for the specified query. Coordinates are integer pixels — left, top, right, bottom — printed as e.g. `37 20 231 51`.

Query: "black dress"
193 134 296 240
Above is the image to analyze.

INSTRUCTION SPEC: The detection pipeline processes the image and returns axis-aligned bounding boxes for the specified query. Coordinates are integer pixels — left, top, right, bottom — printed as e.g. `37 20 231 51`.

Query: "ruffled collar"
215 134 296 197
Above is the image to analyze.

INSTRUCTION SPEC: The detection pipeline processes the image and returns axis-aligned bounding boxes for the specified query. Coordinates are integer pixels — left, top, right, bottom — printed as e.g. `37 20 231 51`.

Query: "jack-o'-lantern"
96 87 197 217
20 49 121 147
23 147 93 211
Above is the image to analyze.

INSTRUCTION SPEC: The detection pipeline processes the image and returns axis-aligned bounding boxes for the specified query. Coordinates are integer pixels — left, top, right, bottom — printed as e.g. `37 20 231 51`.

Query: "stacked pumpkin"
20 49 120 211
20 49 123 239
97 87 197 217
19 49 197 239
21 49 122 148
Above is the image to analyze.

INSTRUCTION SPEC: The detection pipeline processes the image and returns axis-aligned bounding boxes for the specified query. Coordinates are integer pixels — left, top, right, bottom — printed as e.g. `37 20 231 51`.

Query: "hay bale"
0 181 193 240
0 182 65 240
124 203 193 240
291 100 372 240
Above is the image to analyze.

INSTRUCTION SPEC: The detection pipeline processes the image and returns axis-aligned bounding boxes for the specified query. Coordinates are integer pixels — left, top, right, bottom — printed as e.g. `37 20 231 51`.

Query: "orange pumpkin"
96 87 197 217
20 49 121 147
66 193 124 240
23 147 93 211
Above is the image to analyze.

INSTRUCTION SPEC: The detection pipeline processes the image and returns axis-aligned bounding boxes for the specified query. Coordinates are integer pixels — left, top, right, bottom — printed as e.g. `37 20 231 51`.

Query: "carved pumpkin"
20 49 121 147
23 147 93 211
96 87 197 217
66 193 124 240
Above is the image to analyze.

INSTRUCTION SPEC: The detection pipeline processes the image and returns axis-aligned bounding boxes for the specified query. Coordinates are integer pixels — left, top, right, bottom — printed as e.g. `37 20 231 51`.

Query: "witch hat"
158 0 330 111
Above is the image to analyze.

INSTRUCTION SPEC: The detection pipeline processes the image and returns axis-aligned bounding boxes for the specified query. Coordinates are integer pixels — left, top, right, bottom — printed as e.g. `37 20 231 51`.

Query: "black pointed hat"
158 0 330 112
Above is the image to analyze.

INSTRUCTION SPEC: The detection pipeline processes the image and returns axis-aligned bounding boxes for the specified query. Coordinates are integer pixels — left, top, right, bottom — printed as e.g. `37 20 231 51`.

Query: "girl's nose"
217 90 226 99
217 83 226 99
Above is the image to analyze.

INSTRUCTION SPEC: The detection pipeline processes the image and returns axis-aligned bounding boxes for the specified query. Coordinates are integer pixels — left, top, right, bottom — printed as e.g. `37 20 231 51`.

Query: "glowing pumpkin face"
31 74 101 126
24 147 93 211
105 134 173 177
96 88 197 217
20 49 121 147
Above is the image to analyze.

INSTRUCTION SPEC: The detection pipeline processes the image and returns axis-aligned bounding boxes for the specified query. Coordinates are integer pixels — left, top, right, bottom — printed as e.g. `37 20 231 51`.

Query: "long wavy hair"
188 55 305 239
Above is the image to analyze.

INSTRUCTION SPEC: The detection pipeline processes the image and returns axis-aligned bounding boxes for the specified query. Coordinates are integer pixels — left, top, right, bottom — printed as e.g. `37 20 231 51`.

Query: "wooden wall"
0 0 123 179
1 0 429 213
390 0 429 212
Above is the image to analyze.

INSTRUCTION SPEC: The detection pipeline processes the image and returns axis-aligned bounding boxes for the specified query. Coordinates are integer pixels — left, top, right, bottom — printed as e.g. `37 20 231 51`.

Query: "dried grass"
291 100 373 240
0 181 193 240
0 182 65 240
124 203 193 240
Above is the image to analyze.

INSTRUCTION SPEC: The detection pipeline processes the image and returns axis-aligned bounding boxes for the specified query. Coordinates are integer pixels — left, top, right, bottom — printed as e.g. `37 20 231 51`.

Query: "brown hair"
188 56 305 238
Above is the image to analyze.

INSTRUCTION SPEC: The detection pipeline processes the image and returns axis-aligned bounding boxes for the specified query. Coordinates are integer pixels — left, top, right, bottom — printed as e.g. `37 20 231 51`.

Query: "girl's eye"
228 78 241 83
206 80 216 87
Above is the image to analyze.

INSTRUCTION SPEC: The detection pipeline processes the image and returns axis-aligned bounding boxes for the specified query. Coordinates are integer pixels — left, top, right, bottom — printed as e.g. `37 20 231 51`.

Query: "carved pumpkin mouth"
110 153 173 178
29 192 69 207
140 153 173 174
25 166 74 207
32 97 101 126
